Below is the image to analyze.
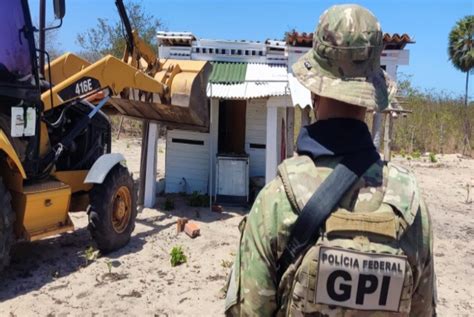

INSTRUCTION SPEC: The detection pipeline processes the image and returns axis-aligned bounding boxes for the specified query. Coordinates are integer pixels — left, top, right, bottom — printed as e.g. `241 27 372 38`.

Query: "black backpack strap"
276 150 379 283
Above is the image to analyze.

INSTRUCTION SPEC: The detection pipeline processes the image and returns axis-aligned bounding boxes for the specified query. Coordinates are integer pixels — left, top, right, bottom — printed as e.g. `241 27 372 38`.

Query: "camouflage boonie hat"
293 4 396 111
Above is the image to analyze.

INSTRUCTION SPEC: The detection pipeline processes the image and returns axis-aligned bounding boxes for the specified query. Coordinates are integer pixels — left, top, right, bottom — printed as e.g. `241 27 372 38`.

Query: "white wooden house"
158 33 294 201
153 31 413 203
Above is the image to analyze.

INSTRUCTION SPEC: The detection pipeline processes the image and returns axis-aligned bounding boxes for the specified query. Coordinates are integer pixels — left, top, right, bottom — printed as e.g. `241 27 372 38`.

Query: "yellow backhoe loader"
0 0 211 271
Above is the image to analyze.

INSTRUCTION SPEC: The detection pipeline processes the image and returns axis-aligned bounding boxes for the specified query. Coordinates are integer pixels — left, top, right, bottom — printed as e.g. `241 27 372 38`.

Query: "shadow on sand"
0 196 247 302
0 212 174 302
152 194 247 224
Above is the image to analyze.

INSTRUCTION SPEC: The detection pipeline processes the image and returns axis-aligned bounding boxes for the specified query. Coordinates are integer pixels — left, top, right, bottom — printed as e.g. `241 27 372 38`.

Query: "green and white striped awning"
208 62 247 84
207 62 290 99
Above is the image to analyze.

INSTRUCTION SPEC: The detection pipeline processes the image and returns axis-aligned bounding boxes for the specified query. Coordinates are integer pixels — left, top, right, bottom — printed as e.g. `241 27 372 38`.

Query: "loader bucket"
41 54 212 131
107 59 212 131
157 59 212 125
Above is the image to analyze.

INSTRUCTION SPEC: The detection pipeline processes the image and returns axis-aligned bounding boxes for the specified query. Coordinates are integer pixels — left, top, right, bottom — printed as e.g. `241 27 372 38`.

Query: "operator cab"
0 0 109 180
0 1 40 100
0 0 43 167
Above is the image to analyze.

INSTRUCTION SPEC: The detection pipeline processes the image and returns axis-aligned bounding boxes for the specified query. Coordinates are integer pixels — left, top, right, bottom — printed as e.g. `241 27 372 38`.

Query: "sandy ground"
0 137 472 316
392 154 474 316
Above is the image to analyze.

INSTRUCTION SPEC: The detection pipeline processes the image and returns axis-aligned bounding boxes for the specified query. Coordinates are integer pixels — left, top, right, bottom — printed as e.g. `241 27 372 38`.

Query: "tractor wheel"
0 177 15 272
88 165 137 253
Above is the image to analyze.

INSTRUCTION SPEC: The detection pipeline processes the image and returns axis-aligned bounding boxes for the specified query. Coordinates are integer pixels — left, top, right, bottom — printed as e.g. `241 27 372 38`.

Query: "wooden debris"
177 218 189 234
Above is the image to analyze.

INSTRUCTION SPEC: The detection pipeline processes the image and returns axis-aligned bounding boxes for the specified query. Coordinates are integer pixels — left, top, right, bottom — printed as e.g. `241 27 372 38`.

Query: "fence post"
383 113 394 161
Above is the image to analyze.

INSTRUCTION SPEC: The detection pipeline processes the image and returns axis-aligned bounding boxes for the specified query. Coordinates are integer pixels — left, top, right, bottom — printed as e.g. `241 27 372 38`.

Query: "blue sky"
32 0 473 98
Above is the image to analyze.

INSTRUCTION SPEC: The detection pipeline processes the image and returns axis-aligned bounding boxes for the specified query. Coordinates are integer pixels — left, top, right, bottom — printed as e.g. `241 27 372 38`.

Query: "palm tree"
448 15 474 154
449 15 474 105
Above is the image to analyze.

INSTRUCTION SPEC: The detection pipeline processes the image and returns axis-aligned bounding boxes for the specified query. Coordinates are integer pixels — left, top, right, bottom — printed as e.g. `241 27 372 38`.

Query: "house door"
218 100 246 154
215 100 249 204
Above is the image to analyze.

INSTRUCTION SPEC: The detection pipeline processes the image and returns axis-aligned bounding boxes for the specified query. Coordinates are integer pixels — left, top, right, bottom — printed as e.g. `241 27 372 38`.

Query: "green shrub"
187 191 210 207
170 246 187 267
412 150 421 159
83 246 99 266
429 152 438 163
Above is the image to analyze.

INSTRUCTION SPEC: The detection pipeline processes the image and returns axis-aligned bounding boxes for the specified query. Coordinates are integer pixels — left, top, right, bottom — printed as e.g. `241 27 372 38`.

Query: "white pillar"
386 64 397 80
209 99 219 198
372 113 383 150
144 122 159 208
373 63 398 150
383 113 394 161
265 105 278 184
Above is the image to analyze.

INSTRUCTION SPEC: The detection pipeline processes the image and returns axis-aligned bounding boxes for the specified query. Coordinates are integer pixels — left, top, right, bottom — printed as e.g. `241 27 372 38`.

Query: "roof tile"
285 31 414 50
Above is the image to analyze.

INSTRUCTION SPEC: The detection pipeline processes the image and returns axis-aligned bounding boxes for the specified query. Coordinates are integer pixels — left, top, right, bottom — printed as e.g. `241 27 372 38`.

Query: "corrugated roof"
207 82 288 99
246 63 288 81
288 73 312 109
285 31 414 50
208 62 247 84
207 63 289 99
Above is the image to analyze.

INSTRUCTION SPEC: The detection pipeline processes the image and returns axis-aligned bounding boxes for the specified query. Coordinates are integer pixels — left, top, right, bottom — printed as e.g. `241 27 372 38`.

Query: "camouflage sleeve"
225 178 293 316
410 198 436 317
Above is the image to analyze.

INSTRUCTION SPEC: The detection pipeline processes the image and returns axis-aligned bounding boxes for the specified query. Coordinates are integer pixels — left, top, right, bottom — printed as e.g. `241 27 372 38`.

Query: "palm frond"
448 15 474 72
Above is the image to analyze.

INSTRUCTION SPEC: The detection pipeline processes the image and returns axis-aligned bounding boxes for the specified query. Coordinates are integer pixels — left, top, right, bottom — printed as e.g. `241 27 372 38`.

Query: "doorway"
218 100 246 154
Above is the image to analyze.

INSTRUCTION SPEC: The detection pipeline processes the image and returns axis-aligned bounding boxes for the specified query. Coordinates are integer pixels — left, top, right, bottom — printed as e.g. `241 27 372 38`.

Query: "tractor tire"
0 177 15 272
87 165 137 253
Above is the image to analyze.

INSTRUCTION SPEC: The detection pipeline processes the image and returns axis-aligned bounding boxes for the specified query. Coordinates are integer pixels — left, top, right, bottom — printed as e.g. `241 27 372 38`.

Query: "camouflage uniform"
225 4 436 317
225 156 435 316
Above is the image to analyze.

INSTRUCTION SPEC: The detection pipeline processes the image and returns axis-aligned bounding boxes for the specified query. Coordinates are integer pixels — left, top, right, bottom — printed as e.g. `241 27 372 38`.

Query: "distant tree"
45 29 63 60
448 15 473 154
448 15 474 106
76 1 162 62
34 21 63 61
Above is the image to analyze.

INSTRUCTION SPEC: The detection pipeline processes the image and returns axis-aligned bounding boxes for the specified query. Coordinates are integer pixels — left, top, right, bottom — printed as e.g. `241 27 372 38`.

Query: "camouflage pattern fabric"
292 4 397 111
224 155 436 316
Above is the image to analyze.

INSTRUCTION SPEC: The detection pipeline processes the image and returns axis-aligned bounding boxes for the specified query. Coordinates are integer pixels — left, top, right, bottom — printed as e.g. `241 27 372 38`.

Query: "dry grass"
392 80 473 156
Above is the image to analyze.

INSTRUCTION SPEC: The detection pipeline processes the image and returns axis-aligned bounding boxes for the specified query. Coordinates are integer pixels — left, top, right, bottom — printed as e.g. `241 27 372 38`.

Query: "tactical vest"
277 155 422 316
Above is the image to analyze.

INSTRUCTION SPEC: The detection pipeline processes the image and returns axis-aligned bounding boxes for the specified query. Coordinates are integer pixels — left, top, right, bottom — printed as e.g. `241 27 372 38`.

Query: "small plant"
164 197 175 211
187 191 210 207
429 152 438 163
221 260 233 269
170 246 187 267
83 246 99 266
105 260 113 274
411 150 421 159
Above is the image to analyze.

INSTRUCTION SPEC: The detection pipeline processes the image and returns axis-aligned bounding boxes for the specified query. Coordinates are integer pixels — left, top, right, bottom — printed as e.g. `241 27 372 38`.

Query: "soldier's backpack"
276 155 422 315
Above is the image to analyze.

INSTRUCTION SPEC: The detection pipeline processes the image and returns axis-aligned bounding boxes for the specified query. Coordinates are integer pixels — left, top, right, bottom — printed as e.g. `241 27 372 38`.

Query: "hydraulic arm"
43 0 211 130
